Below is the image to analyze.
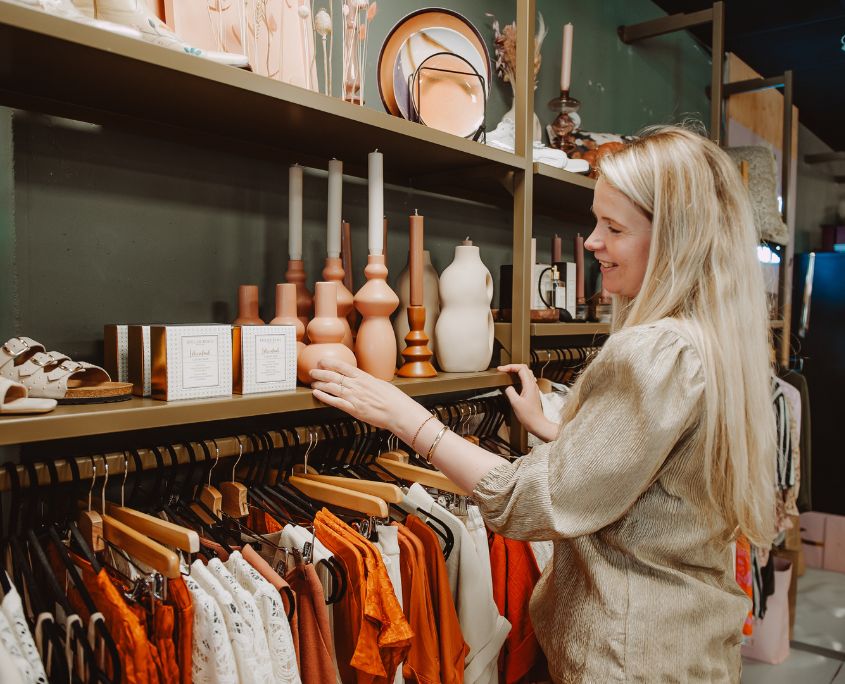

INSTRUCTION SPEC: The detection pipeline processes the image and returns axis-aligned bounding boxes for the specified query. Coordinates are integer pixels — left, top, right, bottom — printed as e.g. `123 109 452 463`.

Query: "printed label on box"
181 335 220 389
255 334 287 384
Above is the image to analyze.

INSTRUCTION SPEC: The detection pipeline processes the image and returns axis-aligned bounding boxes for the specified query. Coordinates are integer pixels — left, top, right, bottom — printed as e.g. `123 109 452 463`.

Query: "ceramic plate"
378 8 490 118
393 27 487 123
409 52 486 138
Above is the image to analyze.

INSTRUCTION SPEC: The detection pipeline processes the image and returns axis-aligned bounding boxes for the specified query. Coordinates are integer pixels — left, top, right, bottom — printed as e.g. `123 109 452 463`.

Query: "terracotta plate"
378 8 490 118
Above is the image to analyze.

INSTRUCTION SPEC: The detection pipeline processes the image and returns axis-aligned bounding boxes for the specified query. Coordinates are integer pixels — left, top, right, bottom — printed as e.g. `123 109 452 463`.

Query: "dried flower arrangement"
488 12 547 93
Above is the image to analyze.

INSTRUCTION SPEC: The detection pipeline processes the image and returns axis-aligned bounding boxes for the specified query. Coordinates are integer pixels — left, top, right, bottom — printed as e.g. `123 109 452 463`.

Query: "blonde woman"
309 125 776 683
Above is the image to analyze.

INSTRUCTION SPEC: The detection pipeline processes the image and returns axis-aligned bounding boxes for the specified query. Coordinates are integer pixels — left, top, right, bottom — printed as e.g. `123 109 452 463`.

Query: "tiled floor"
742 568 845 684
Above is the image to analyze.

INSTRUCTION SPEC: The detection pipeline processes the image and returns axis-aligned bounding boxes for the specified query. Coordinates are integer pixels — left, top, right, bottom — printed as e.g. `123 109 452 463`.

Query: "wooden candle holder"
397 305 437 377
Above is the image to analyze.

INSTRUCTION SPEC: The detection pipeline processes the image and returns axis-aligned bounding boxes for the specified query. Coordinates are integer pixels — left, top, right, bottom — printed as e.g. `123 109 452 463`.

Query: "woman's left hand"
309 360 430 434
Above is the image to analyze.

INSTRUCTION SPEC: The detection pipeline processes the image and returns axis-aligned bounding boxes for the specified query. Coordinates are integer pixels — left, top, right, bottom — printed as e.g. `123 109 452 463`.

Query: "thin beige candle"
409 212 424 307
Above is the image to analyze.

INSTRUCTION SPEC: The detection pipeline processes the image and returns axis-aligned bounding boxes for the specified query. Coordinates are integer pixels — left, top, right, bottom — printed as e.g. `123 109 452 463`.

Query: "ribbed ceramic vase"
270 283 306 358
298 282 357 384
322 257 354 349
394 250 440 366
434 244 494 372
354 254 399 380
233 285 264 325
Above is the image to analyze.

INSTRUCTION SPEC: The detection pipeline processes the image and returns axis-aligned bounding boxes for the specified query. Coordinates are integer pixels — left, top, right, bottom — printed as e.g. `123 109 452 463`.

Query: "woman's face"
585 178 653 298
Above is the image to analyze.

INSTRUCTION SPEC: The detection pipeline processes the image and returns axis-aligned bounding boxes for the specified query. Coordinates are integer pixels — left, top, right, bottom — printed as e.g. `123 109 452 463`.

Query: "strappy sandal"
0 377 57 414
0 337 132 404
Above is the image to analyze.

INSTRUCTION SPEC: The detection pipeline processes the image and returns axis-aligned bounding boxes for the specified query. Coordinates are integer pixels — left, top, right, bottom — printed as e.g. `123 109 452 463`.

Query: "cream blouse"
473 320 749 683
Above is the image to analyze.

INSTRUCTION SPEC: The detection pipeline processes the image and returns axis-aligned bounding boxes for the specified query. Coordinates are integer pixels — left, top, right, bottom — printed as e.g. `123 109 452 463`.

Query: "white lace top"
0 578 47 684
206 558 276 684
191 560 261 684
183 574 237 684
0 604 41 684
225 551 301 684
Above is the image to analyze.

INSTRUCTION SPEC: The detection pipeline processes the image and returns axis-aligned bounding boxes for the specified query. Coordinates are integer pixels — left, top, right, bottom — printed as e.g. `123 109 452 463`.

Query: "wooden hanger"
375 457 469 496
220 439 249 519
104 504 199 554
78 456 105 552
100 513 181 578
192 440 223 524
298 472 404 504
289 475 389 517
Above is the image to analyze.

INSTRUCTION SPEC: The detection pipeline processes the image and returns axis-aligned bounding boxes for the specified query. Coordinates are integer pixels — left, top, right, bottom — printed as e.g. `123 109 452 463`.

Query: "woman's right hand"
497 364 560 443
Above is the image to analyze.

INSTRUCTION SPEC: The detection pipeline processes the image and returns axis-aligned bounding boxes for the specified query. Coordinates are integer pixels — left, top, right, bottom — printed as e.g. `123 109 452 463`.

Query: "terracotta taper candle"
552 234 562 264
398 212 436 377
298 282 357 384
322 257 354 349
354 254 399 380
271 283 306 357
285 259 313 329
234 285 264 325
575 233 585 303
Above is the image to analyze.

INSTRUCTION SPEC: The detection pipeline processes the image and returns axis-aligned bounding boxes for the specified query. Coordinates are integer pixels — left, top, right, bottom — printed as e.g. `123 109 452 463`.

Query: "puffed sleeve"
473 323 705 540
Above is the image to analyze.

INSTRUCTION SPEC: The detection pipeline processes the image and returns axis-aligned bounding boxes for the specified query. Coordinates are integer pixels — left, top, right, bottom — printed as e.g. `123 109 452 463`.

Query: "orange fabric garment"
248 506 285 534
166 577 194 684
315 513 369 683
128 602 177 684
405 516 468 684
316 508 413 684
242 543 301 666
396 524 441 684
488 533 548 684
287 561 337 684
55 551 161 684
735 535 754 637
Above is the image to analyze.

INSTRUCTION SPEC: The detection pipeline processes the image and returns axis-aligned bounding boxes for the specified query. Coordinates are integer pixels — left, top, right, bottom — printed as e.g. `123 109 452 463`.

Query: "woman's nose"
584 226 602 252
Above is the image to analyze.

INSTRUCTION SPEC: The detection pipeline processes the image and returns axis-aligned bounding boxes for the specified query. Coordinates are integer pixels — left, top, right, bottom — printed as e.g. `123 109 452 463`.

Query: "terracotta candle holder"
233 285 264 325
270 283 306 358
322 256 354 349
285 259 313 329
397 305 437 378
298 282 357 384
353 253 399 381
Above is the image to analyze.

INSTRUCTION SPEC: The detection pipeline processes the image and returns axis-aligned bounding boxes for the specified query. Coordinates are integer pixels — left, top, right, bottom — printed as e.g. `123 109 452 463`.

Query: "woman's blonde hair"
595 124 776 547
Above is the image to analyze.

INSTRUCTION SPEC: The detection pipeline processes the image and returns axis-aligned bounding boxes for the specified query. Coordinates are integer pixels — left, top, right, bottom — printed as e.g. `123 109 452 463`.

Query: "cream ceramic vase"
394 251 440 366
434 244 494 372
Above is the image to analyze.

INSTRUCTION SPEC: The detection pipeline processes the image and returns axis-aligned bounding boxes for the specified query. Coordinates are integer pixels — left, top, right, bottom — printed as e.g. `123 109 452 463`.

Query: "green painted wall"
3 0 715 361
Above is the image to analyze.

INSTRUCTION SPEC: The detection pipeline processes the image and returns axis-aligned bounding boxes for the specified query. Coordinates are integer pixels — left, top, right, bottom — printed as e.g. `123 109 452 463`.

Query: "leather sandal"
0 377 57 414
0 337 132 404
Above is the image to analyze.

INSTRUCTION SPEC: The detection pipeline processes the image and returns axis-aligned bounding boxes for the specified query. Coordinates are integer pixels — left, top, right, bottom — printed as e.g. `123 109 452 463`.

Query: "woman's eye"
607 226 621 235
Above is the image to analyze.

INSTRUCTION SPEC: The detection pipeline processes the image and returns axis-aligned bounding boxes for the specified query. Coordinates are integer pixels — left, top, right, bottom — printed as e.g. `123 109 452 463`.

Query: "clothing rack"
0 394 511 493
530 344 601 385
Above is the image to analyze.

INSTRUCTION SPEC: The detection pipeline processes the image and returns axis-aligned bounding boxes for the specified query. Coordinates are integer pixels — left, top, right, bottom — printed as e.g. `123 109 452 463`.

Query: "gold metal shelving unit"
0 0 594 449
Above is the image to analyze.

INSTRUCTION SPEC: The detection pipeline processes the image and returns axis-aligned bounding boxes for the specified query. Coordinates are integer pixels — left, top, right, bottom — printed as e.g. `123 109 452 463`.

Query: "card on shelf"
151 325 232 401
103 324 129 383
128 325 152 397
233 325 297 394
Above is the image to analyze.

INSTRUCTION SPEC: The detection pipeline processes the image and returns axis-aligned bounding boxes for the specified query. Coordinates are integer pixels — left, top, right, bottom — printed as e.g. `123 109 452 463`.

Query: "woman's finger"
309 368 342 383
497 364 527 374
317 358 361 378
515 365 536 393
311 380 344 397
312 388 356 413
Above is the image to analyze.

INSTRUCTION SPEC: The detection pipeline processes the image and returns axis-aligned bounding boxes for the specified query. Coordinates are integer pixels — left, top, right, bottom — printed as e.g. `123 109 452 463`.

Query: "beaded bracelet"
425 426 449 464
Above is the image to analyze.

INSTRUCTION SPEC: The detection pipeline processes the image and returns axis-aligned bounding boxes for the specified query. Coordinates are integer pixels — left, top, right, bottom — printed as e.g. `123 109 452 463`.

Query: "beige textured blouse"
473 320 749 683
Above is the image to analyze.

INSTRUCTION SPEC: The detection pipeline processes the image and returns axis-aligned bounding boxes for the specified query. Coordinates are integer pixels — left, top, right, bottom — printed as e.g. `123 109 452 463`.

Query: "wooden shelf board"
0 371 511 446
0 5 524 202
532 163 596 220
530 322 610 336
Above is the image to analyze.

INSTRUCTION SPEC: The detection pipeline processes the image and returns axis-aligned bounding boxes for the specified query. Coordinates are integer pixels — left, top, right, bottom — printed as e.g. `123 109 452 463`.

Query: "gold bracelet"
425 426 449 464
410 414 436 452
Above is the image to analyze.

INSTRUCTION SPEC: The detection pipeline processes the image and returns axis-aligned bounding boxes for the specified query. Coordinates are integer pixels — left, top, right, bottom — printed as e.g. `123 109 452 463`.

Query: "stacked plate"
378 9 491 139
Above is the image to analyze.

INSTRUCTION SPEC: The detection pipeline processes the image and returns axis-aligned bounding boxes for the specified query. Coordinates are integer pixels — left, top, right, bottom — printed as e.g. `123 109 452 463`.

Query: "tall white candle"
327 159 343 258
368 150 384 255
561 23 573 92
288 164 303 260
